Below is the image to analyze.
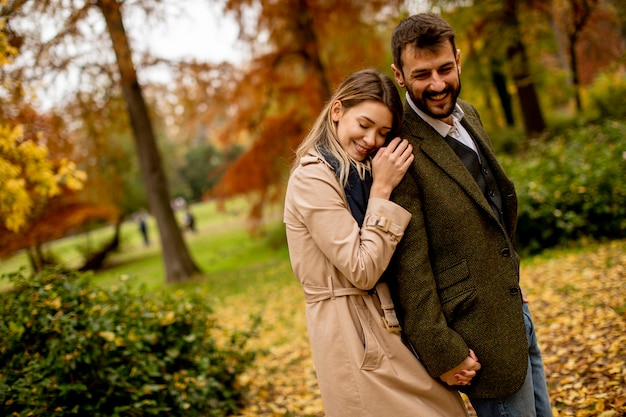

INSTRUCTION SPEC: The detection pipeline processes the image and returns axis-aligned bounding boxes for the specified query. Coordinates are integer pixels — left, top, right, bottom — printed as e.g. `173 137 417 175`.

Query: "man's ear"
456 49 462 75
331 100 343 122
391 64 405 88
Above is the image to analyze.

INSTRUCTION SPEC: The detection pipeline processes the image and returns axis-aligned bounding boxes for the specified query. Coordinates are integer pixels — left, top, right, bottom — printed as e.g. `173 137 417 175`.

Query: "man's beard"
410 78 461 120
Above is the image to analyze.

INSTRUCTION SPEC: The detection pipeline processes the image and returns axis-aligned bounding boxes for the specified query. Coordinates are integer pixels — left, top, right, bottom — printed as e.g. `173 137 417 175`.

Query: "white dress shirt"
405 92 481 161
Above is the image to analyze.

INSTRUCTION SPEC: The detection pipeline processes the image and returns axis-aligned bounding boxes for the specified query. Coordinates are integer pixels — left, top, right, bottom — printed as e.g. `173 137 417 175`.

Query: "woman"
284 69 470 416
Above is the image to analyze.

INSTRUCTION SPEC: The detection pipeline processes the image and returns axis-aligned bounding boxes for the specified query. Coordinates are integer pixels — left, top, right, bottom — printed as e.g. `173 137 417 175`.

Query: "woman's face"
331 100 393 162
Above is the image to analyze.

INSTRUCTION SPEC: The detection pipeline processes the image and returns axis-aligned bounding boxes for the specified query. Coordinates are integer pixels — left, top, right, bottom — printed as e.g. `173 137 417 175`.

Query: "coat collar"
402 101 512 229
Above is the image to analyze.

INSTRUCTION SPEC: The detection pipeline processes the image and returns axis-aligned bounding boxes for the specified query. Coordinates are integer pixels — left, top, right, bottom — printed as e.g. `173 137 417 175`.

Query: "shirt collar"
405 92 464 138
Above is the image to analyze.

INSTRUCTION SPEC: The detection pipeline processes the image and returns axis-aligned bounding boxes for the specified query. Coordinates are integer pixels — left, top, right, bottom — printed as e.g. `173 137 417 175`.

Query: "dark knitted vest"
443 135 504 225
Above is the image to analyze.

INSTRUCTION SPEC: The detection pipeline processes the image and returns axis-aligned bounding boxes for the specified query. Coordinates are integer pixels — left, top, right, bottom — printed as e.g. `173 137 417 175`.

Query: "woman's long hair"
291 69 403 187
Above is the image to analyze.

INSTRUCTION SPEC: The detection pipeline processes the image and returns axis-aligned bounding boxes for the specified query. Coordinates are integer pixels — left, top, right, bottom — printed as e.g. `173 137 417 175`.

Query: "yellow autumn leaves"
220 240 626 417
0 125 87 232
524 240 626 417
0 13 86 233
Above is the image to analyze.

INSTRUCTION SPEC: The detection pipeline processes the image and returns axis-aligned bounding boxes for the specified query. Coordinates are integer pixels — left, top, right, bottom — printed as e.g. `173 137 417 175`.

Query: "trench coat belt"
301 282 402 333
302 285 368 303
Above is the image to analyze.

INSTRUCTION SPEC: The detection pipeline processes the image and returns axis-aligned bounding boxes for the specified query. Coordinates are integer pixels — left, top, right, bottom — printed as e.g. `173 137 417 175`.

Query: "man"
386 13 552 417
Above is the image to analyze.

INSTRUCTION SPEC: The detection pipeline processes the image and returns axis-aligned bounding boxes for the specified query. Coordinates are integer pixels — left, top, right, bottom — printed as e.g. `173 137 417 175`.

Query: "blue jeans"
470 303 553 417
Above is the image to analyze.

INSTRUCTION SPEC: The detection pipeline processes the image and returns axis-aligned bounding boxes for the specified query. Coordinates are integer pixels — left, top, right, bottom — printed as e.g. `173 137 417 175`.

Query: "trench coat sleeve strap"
288 155 411 291
373 281 402 332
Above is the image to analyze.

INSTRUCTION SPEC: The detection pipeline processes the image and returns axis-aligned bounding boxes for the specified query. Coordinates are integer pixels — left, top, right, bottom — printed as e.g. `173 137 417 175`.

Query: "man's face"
392 42 461 122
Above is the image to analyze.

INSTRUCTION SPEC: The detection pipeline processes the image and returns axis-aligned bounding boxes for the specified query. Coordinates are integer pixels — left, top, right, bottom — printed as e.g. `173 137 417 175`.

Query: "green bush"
502 119 626 254
0 270 258 416
586 66 626 121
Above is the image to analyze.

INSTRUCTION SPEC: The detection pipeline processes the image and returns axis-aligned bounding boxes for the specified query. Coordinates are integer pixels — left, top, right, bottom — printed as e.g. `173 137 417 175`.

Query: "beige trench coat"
284 150 468 417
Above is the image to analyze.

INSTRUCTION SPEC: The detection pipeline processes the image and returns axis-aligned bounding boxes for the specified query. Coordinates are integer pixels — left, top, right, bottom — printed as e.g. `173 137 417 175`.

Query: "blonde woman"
284 69 470 417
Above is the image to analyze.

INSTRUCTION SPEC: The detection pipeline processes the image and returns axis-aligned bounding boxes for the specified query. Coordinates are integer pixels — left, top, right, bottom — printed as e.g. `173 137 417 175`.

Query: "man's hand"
440 350 481 386
522 288 529 303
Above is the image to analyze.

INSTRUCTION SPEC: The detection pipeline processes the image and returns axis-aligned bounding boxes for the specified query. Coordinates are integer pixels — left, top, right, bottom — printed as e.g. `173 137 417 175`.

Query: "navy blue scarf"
320 149 372 227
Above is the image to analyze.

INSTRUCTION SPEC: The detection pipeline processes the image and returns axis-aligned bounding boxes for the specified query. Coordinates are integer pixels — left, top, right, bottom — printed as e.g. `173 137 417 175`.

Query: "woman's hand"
440 350 481 387
370 137 414 199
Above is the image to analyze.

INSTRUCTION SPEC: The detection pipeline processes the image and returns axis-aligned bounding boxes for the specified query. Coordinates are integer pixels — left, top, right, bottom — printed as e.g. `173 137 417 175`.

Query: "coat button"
501 248 511 257
510 286 519 296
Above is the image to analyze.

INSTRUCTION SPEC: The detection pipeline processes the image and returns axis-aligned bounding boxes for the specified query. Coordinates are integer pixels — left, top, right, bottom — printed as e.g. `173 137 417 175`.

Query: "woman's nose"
364 130 377 147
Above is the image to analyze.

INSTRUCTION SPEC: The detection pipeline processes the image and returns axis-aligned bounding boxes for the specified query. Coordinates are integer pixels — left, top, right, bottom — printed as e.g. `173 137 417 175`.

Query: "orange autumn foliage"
0 104 119 259
0 201 119 258
209 0 404 223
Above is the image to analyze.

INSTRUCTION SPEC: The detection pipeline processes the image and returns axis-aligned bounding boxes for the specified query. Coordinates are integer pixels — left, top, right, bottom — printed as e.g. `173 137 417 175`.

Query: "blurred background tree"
0 5 108 272
96 0 200 281
1 0 624 275
211 0 406 229
1 0 201 282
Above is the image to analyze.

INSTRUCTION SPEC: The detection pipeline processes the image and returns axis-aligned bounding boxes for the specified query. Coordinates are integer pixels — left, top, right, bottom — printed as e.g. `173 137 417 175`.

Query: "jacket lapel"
460 115 518 235
404 106 505 228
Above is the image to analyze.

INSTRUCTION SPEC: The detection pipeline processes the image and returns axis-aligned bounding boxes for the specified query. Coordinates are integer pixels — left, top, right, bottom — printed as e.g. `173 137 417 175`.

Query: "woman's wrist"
369 183 392 200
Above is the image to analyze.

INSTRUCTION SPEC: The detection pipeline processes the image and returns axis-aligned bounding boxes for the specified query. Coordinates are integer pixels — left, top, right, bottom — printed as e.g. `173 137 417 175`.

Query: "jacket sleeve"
286 158 411 290
389 169 470 378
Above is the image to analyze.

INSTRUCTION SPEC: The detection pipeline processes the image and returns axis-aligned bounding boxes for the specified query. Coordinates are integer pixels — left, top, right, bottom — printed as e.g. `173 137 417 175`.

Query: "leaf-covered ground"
219 240 626 417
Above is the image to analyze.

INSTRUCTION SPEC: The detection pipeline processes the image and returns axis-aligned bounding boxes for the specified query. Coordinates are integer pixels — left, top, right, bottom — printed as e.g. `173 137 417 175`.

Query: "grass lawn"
1 200 624 416
0 198 286 293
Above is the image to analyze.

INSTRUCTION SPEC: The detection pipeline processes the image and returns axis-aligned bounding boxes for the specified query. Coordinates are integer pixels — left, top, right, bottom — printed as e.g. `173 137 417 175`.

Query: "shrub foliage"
0 270 257 416
501 120 626 254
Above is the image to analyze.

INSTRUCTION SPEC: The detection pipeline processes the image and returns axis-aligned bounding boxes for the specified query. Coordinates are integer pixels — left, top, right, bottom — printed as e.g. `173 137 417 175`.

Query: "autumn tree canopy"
208 0 623 223
431 0 623 130
1 0 201 281
0 8 86 240
2 0 624 251
208 0 405 225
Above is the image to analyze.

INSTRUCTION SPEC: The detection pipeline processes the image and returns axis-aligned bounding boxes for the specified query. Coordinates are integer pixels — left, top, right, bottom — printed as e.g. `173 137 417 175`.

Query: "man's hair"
391 13 456 72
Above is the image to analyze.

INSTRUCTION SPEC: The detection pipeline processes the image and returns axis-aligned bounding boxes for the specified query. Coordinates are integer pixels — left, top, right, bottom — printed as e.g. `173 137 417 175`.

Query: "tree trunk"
566 0 599 112
79 219 122 272
504 0 546 137
568 35 582 111
96 0 200 283
26 243 54 274
26 246 42 273
490 60 515 127
294 0 332 99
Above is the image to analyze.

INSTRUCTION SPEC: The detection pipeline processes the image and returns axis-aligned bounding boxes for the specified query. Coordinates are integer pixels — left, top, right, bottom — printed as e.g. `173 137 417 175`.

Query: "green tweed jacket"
386 99 529 399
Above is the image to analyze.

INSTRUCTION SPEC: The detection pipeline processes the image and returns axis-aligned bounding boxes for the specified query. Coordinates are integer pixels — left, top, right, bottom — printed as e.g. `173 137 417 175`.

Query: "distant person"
135 211 149 246
173 196 187 211
284 68 469 416
386 13 552 416
184 207 196 233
